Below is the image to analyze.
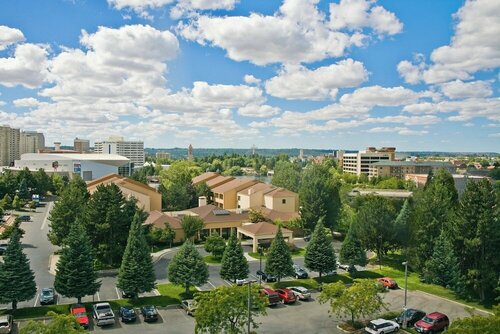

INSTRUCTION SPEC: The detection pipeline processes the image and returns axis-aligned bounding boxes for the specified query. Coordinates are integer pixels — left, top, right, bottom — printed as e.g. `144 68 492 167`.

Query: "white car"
235 278 250 286
288 286 311 300
364 319 400 334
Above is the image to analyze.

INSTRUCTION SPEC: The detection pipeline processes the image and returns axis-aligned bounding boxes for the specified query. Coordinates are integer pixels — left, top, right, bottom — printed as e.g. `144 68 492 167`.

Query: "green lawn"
203 255 222 264
0 284 196 320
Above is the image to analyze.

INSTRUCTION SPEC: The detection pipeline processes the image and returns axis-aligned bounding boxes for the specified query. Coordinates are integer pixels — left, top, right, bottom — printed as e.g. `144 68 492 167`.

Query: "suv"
181 299 197 316
260 288 280 307
365 319 399 334
140 305 159 322
395 308 426 328
414 312 449 333
40 287 56 305
93 302 116 326
292 264 308 279
377 277 398 289
0 315 13 334
275 288 296 304
256 270 276 283
288 286 311 300
70 304 89 329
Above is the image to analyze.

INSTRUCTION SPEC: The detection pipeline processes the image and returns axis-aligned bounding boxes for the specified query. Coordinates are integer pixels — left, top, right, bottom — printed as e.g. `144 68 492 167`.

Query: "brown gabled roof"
144 210 182 230
186 205 249 223
205 175 234 188
192 172 219 186
238 222 292 236
212 178 258 194
86 173 122 187
250 207 300 222
264 187 297 198
237 182 276 195
87 173 159 195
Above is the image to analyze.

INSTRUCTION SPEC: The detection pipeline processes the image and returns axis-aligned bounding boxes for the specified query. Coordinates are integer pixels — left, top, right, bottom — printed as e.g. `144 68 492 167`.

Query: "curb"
414 290 493 315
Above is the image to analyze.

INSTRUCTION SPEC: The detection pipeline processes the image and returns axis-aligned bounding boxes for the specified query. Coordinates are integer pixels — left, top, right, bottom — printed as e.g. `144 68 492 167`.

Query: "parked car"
414 312 449 333
364 318 400 334
256 270 276 283
337 261 356 272
17 215 31 222
288 286 311 300
121 291 137 299
303 235 311 242
140 305 159 322
275 288 296 304
395 308 426 328
236 278 250 286
93 302 116 326
181 299 197 316
0 315 13 334
377 277 398 289
39 287 56 305
0 246 6 256
118 306 136 323
70 304 89 329
292 264 308 279
260 288 280 307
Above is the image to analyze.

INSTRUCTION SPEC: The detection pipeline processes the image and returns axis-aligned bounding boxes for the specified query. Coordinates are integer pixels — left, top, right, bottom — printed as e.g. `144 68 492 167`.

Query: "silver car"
288 286 311 300
0 315 13 334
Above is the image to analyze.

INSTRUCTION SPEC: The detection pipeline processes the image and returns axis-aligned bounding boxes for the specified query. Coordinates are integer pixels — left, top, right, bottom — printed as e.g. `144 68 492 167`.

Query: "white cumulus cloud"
439 80 492 99
0 43 49 88
340 86 422 107
0 26 25 50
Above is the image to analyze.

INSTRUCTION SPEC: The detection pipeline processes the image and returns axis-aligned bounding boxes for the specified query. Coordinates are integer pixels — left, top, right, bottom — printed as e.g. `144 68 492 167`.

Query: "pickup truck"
70 304 89 329
93 302 116 326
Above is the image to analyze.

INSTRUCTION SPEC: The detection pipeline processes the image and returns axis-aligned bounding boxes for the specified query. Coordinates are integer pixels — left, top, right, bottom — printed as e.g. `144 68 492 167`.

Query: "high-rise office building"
342 147 396 176
94 136 144 176
0 125 20 166
20 131 45 155
74 138 90 153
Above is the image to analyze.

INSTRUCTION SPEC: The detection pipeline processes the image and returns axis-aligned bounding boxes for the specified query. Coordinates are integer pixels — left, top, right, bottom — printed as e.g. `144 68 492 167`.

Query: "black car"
39 288 56 305
140 305 158 322
0 246 6 256
119 306 137 323
395 308 426 328
256 270 277 283
18 215 31 222
292 264 308 279
122 291 137 299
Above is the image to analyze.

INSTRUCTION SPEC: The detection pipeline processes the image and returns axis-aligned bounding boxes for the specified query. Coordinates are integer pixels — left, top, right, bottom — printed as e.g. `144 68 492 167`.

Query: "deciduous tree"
20 311 86 334
194 285 267 334
271 161 301 193
168 241 208 294
204 232 226 259
265 226 294 282
304 219 336 277
54 221 101 304
0 228 36 310
117 212 156 298
220 231 248 282
181 215 204 241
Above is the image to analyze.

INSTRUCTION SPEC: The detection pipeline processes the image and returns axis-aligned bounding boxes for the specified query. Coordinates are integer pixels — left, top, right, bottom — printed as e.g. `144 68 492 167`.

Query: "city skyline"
0 0 499 151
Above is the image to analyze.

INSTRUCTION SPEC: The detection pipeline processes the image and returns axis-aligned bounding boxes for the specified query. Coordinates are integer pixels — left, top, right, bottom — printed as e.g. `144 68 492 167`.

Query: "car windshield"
144 306 155 311
75 312 87 317
368 322 381 330
405 310 415 317
42 290 52 296
422 316 435 324
0 322 9 327
123 308 133 314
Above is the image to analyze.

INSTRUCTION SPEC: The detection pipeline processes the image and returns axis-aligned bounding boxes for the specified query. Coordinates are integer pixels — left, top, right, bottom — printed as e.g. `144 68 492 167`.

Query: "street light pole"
402 261 408 328
247 281 251 334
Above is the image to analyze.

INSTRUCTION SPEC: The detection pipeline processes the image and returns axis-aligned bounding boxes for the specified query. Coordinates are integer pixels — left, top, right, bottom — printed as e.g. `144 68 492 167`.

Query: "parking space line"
33 288 39 307
223 279 233 286
115 287 121 299
96 292 100 301
153 289 160 296
207 281 216 289
40 202 53 230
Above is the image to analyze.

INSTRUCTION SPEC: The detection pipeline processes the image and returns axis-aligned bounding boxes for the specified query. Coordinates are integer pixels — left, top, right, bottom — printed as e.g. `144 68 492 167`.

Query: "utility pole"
247 281 251 334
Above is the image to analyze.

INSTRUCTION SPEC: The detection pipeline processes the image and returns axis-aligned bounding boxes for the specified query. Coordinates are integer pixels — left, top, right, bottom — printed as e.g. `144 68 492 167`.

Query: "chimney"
54 142 61 151
198 196 207 207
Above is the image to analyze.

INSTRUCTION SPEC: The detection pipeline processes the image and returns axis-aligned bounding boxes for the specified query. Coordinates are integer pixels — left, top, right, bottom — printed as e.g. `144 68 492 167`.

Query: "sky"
0 0 499 152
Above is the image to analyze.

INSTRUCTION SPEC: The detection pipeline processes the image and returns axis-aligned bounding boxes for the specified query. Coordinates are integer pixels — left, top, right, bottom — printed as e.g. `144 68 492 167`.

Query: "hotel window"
282 199 286 204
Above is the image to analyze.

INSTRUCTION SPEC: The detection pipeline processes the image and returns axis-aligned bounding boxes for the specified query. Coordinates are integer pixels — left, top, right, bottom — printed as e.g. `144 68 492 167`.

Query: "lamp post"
402 261 408 328
246 279 256 334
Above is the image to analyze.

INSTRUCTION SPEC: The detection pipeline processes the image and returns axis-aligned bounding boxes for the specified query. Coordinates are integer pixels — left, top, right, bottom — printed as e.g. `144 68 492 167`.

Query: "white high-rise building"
0 125 20 166
342 147 396 176
20 131 45 155
94 136 144 176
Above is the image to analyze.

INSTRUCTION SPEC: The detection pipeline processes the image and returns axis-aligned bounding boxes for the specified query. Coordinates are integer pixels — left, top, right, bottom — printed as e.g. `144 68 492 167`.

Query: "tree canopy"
181 215 205 241
168 241 209 294
304 218 336 277
271 161 302 193
20 311 87 334
265 226 294 282
220 231 248 283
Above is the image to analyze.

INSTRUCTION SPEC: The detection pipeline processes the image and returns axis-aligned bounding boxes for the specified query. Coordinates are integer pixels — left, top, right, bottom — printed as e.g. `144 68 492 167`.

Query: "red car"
377 277 398 289
414 312 450 333
275 288 296 304
70 304 89 329
260 288 280 307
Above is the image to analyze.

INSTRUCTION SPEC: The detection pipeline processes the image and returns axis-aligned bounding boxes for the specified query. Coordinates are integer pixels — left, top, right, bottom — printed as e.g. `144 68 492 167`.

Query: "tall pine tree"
48 176 89 246
117 212 156 298
340 222 367 268
304 218 336 277
265 226 294 282
423 230 461 290
220 231 248 282
168 241 208 294
54 221 101 303
0 228 36 310
393 199 412 252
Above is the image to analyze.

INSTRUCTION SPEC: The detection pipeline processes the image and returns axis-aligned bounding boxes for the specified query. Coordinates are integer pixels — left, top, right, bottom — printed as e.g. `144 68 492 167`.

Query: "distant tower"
251 144 257 156
188 144 193 161
299 148 304 160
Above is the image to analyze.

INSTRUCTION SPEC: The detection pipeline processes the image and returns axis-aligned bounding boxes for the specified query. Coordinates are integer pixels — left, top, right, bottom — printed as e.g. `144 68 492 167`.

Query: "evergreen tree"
340 222 367 268
392 199 412 252
423 230 461 290
299 164 341 234
54 221 101 303
168 241 208 294
0 228 36 310
451 179 500 301
220 231 248 282
265 226 294 282
304 218 336 277
48 176 89 246
18 179 30 200
117 212 156 298
204 232 226 259
0 194 11 210
12 194 21 211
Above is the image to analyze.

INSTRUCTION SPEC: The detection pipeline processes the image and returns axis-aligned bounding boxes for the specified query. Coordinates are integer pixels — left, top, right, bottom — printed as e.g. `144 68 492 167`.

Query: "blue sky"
0 0 498 152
